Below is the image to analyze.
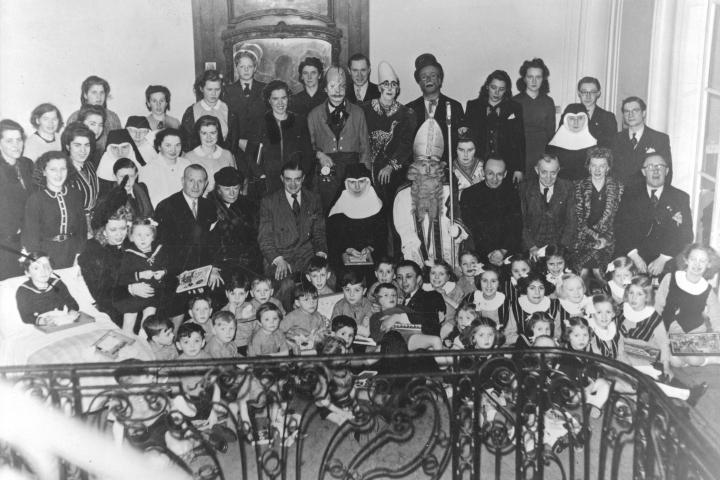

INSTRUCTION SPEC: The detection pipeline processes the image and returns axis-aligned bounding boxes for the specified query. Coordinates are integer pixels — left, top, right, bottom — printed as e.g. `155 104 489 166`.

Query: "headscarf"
96 129 140 181
328 163 382 219
548 104 596 151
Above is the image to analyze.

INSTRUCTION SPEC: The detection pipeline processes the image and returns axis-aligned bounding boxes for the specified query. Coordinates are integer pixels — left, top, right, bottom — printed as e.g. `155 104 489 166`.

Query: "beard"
407 161 444 223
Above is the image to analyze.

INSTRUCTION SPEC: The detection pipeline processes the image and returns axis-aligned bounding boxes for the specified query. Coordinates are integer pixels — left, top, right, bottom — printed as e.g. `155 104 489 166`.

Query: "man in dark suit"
258 159 327 309
460 158 522 263
154 164 221 323
615 153 692 277
577 76 617 147
405 53 464 164
611 96 672 191
519 154 576 257
396 260 445 340
346 53 380 104
225 50 267 174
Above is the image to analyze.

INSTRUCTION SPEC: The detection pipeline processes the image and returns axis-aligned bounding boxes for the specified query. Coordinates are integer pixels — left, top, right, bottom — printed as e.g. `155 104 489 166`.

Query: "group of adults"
0 48 691 325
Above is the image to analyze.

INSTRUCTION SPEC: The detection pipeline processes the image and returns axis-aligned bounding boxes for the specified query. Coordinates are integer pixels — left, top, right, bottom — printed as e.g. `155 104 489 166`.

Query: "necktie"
631 132 638 149
191 199 198 219
543 187 550 205
157 121 164 130
243 83 250 96
650 189 659 207
291 193 300 216
428 99 438 118
355 87 362 100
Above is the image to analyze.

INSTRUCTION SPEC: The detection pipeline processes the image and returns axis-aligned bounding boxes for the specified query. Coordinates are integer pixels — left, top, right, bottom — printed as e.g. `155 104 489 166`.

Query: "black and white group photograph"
1 0 719 478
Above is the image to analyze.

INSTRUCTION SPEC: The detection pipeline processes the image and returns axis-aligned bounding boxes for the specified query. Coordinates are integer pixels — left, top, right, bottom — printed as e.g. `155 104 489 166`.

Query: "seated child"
514 312 554 349
305 255 335 295
16 251 80 325
556 273 592 335
447 304 480 349
114 217 167 334
457 251 482 296
331 315 357 350
185 294 213 337
176 322 211 361
247 303 290 357
368 282 408 345
461 267 509 332
281 283 329 352
603 256 636 304
331 270 374 338
220 270 254 355
424 259 464 335
500 254 532 306
538 244 571 298
314 336 355 425
587 294 626 361
250 276 286 314
206 311 238 358
367 256 403 303
143 315 178 361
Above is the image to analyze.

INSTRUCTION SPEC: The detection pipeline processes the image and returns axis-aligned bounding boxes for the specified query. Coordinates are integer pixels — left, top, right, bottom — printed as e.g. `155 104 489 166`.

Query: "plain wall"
368 0 614 116
0 0 196 134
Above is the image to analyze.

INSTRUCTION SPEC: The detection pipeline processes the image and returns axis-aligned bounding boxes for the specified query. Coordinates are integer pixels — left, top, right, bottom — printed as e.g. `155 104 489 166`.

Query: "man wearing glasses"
577 77 617 147
611 96 672 191
614 153 691 276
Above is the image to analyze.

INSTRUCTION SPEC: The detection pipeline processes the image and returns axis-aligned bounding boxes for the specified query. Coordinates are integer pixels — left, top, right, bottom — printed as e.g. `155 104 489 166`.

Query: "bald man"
307 66 370 211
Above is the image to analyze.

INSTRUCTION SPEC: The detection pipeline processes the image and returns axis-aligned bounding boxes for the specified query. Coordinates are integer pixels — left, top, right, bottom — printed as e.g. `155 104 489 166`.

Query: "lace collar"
473 291 506 311
559 296 590 316
622 303 655 324
518 295 551 313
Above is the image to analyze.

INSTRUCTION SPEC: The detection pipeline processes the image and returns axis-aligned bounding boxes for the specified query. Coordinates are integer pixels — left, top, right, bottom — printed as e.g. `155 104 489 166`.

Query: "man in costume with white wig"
393 118 469 270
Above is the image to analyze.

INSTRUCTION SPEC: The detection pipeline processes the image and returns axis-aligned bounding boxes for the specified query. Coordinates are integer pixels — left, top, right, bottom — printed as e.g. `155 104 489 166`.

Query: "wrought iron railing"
1 349 719 480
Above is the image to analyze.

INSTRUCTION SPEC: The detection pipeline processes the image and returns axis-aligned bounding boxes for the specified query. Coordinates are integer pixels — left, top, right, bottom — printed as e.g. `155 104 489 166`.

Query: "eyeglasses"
643 164 667 171
379 81 399 88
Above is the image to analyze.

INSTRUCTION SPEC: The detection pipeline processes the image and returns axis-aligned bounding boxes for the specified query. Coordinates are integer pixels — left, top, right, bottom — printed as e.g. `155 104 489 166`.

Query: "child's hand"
152 270 166 280
138 270 154 280
370 302 381 314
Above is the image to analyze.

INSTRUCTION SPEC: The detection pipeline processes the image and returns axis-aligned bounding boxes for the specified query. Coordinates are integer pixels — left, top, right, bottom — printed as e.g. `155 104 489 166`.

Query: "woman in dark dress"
244 80 314 197
77 185 147 326
512 58 556 175
63 122 100 235
570 147 623 284
464 70 525 181
326 163 386 276
288 57 327 119
0 119 34 280
22 151 86 269
546 104 597 181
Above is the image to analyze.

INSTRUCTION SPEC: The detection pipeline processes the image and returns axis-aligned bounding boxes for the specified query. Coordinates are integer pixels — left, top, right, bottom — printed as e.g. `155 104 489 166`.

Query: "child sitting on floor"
143 315 178 361
281 283 329 352
185 294 213 337
367 256 403 303
457 251 483 296
368 282 407 345
220 271 254 356
206 311 238 359
331 315 357 350
305 255 335 295
331 270 374 337
247 303 290 357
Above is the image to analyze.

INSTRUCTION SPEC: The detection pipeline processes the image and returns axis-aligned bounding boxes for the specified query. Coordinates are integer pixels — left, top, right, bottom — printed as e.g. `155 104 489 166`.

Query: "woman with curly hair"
183 115 236 193
569 147 623 285
513 58 556 175
62 122 99 233
289 56 327 119
22 151 86 268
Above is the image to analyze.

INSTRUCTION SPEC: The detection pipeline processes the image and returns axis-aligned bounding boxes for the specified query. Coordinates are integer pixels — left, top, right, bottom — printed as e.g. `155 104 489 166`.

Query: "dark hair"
294 282 319 300
374 256 395 271
176 322 205 341
153 127 184 153
145 85 172 111
20 250 49 271
193 115 225 146
340 269 365 288
577 76 601 91
479 70 513 103
374 282 398 296
256 302 283 322
34 151 73 188
78 104 107 124
30 103 64 130
211 310 236 326
263 80 290 103
112 157 137 174
536 244 568 274
585 146 614 169
516 58 550 94
280 158 304 176
61 122 96 157
80 75 111 107
396 259 422 277
621 96 646 112
347 53 370 68
0 119 25 141
332 315 357 334
223 270 250 292
129 217 156 237
591 293 619 317
527 311 554 333
298 57 324 85
379 330 408 354
459 251 481 264
625 275 654 305
193 70 223 101
307 255 329 273
143 315 173 340
187 293 212 311
561 316 590 348
518 272 551 296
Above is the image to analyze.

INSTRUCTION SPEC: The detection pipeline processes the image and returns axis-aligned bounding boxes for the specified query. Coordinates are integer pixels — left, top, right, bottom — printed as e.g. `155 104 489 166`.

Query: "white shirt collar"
285 189 301 207
355 82 368 99
200 100 220 111
647 185 664 198
539 182 554 196
182 192 199 211
629 125 645 140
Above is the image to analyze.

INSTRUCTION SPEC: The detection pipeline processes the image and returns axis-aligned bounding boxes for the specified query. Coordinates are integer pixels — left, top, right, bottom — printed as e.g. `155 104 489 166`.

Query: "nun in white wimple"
326 163 386 272
547 103 597 181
